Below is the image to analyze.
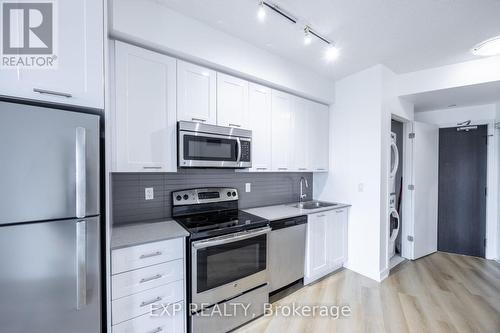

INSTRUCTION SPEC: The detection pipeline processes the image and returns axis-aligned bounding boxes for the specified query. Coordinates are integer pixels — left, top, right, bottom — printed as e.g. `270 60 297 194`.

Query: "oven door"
191 227 270 308
179 131 250 168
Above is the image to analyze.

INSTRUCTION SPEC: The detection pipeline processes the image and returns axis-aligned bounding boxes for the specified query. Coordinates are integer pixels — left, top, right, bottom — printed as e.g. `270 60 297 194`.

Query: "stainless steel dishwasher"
268 215 307 292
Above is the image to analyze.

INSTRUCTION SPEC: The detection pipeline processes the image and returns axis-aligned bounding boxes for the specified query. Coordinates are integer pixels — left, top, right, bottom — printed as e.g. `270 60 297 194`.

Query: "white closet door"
177 61 216 124
411 121 439 259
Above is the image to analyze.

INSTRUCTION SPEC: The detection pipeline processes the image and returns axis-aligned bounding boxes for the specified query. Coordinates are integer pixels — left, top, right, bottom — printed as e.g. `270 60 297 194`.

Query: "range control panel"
172 188 239 206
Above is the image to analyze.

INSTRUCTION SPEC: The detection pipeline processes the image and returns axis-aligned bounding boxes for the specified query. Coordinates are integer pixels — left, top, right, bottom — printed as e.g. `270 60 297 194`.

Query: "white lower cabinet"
111 238 186 332
304 208 348 285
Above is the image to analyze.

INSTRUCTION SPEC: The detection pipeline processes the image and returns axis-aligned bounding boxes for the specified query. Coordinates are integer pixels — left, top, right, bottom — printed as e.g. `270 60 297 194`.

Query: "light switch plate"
145 187 154 200
245 183 251 192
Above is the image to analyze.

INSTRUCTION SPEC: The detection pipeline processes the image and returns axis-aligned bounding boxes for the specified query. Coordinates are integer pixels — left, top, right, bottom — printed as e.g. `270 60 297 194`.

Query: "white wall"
416 104 499 260
315 65 385 281
398 55 500 97
110 0 334 103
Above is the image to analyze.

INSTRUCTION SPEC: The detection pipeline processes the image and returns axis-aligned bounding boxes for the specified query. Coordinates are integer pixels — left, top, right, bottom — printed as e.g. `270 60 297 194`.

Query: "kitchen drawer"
112 238 183 274
112 280 184 325
112 259 184 300
113 302 184 333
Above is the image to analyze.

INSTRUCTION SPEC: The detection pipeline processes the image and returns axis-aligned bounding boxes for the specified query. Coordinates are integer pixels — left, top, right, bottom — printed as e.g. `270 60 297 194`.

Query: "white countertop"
243 202 351 221
111 219 189 249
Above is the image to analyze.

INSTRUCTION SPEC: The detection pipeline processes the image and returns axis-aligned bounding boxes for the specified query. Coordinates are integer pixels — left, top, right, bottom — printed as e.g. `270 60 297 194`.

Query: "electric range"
172 187 270 333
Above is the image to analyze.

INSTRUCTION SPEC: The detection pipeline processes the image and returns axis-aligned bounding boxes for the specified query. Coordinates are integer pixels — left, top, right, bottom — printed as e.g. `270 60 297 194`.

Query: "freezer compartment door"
0 101 100 224
0 217 101 333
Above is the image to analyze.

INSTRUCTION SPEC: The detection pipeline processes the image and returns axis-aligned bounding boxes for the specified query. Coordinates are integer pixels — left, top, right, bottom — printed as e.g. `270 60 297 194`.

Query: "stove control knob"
232 191 237 197
183 194 189 200
176 195 182 201
227 192 231 197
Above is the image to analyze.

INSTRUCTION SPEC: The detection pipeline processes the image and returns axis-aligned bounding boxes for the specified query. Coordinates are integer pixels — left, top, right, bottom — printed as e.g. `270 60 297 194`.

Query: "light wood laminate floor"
236 252 500 333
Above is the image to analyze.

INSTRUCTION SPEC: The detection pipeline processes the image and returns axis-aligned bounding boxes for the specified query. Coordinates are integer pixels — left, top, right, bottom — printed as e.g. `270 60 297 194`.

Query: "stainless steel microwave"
178 121 252 168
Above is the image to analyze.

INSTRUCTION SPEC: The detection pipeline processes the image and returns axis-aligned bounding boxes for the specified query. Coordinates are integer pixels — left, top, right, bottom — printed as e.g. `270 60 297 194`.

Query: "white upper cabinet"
271 90 293 171
292 97 311 171
217 73 249 129
177 61 216 124
113 42 177 172
309 102 330 172
0 0 104 109
248 83 272 172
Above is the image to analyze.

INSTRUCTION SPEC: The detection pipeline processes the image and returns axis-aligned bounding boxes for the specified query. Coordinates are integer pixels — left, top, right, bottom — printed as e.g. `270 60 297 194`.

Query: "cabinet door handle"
229 123 241 128
335 210 345 213
33 88 72 98
143 166 162 170
191 118 206 122
317 214 326 217
139 251 162 259
299 168 308 171
278 168 288 171
316 168 326 171
256 167 268 171
140 274 163 283
146 327 163 333
140 296 162 308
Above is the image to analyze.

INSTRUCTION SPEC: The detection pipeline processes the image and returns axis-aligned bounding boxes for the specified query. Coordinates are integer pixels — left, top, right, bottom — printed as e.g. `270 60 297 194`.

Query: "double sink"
289 200 342 210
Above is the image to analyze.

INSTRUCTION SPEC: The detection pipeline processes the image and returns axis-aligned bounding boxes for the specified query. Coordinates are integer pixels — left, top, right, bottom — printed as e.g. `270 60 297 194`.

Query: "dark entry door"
438 125 487 258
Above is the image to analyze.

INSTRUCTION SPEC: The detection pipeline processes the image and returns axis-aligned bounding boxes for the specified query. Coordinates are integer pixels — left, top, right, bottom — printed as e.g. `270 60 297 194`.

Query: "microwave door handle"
236 137 242 163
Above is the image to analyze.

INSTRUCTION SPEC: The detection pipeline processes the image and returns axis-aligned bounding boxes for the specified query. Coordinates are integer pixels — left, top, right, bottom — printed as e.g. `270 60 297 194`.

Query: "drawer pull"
140 274 163 283
146 327 163 333
140 296 162 308
139 251 162 259
191 118 206 122
278 168 288 171
335 210 345 213
317 214 326 217
143 166 162 170
229 123 241 128
316 168 326 171
33 88 72 98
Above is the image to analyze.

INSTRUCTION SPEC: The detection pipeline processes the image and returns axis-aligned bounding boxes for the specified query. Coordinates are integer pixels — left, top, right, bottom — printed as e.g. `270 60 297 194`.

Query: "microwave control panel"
240 140 251 162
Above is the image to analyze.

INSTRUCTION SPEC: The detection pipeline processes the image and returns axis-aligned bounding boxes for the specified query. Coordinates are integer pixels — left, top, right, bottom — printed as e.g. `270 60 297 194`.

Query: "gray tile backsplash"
112 169 313 225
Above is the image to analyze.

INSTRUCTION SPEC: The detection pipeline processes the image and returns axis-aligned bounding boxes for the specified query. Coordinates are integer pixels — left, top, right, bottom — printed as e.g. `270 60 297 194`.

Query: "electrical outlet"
245 183 251 193
145 187 154 200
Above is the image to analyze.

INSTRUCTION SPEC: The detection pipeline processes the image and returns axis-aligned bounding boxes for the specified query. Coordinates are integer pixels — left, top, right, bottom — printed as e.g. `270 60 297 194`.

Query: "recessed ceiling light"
472 36 500 56
325 45 339 62
257 1 266 21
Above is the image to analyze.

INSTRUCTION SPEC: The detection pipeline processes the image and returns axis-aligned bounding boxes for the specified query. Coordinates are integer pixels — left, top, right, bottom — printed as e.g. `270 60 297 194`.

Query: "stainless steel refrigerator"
0 100 101 333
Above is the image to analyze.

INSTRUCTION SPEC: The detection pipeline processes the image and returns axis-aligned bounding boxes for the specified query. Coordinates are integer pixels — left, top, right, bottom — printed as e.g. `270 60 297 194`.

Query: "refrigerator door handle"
76 220 87 310
76 127 86 219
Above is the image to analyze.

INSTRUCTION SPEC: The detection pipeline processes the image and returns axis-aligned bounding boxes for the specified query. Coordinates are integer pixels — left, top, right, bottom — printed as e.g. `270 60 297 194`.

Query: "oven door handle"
192 227 270 249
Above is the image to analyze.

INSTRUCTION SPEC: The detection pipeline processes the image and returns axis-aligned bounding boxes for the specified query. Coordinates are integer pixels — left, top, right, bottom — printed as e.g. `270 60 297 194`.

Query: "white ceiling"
403 80 500 112
157 0 500 80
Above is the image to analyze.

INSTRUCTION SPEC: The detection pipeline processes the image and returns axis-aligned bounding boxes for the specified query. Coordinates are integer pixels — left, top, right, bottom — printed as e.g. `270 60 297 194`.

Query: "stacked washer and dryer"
389 132 400 259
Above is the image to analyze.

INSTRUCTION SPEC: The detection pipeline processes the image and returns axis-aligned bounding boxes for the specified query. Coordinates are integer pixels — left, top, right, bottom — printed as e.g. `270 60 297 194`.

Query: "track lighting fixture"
257 1 266 21
303 26 312 45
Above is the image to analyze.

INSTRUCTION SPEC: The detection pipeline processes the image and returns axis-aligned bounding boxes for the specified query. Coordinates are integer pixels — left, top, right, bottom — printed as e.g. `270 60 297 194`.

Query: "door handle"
236 138 242 163
76 220 87 310
76 127 86 219
191 118 206 122
33 88 72 98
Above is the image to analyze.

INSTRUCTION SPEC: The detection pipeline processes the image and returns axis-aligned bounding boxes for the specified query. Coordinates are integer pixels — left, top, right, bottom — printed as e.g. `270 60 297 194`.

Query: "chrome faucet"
299 177 309 202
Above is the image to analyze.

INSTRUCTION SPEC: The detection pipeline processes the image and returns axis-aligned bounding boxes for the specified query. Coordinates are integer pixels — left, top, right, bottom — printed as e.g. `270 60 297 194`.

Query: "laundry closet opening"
389 119 406 270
